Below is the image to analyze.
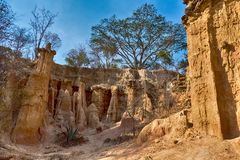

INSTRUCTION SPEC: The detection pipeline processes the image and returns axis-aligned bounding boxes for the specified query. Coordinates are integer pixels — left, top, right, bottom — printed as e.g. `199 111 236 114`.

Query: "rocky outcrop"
48 83 56 115
137 109 191 144
183 0 240 139
49 66 182 123
55 89 75 129
11 44 56 144
91 84 111 120
77 82 87 114
0 73 19 134
2 47 185 144
56 89 72 113
87 103 101 128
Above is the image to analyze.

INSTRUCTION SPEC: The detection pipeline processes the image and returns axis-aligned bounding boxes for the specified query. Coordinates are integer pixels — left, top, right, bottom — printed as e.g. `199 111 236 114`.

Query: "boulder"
137 110 190 144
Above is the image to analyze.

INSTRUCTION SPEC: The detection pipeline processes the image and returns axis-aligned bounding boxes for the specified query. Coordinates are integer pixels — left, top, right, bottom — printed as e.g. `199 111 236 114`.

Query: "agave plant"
63 126 79 143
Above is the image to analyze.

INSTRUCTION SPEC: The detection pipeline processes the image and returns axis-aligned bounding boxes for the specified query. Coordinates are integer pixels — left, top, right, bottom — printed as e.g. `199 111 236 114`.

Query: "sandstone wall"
50 65 179 120
0 49 187 145
184 0 240 139
51 64 177 90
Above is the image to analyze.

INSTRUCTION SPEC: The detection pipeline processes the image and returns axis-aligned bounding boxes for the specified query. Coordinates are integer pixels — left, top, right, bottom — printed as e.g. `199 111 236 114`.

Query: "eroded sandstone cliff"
11 44 56 144
184 0 240 139
1 59 186 145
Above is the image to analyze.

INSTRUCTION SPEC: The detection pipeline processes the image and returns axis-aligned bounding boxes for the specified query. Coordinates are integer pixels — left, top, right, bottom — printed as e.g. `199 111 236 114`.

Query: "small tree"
65 46 90 68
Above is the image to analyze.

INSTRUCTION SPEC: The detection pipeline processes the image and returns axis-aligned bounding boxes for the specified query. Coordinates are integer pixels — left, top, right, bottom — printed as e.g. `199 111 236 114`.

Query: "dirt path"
1 126 240 160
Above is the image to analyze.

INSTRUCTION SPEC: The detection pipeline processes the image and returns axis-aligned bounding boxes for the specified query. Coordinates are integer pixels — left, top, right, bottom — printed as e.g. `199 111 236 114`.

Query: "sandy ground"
1 123 240 160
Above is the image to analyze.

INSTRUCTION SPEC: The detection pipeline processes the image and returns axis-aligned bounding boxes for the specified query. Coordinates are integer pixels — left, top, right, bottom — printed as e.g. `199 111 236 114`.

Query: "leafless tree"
30 6 57 59
8 27 32 57
43 32 61 51
0 0 15 44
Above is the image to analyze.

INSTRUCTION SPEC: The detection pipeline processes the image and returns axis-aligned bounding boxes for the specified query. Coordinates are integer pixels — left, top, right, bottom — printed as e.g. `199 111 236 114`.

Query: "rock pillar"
11 43 56 144
73 82 87 130
106 85 118 122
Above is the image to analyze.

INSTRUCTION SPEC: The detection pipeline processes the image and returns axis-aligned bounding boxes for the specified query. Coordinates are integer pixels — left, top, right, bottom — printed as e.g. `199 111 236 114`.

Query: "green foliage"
177 53 188 74
63 126 79 143
89 29 122 68
90 3 187 69
65 46 90 68
89 50 122 69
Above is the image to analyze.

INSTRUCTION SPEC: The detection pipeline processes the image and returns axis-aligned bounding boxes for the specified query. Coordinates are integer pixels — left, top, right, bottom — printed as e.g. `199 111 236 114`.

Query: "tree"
43 32 62 51
8 27 32 57
90 4 186 69
177 53 188 74
89 41 122 68
65 46 90 68
0 0 15 44
30 6 58 59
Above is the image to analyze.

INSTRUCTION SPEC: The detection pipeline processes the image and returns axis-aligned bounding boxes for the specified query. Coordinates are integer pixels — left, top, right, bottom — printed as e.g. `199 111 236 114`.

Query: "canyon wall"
50 64 179 121
1 45 187 144
183 0 240 139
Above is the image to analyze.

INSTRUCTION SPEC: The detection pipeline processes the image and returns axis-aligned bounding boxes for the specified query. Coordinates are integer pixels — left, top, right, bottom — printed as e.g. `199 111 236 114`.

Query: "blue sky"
7 0 185 64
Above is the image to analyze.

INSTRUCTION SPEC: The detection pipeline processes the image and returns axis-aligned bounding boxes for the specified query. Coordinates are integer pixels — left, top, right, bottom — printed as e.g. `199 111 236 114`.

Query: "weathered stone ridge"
184 0 240 139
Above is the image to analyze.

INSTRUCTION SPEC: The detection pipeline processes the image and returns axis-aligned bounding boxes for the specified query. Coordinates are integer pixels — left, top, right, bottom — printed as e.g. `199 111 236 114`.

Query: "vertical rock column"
106 85 118 122
126 80 138 116
73 82 87 130
87 103 101 128
183 0 240 139
11 44 56 144
139 69 153 120
91 84 111 120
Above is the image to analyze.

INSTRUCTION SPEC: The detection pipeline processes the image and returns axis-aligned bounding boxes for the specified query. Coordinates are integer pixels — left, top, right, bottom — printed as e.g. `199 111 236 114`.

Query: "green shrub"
63 126 78 144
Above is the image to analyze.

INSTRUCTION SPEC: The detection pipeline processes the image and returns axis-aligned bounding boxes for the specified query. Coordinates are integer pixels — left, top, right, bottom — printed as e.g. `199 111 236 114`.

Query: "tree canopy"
65 46 90 68
90 4 186 70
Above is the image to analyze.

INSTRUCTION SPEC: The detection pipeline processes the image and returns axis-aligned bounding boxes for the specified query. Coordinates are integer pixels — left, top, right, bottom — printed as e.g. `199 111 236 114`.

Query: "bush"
63 126 78 144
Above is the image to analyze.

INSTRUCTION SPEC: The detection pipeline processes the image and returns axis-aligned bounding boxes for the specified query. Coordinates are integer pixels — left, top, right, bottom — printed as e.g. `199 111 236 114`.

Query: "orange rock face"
184 0 240 139
11 44 56 145
3 44 182 145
